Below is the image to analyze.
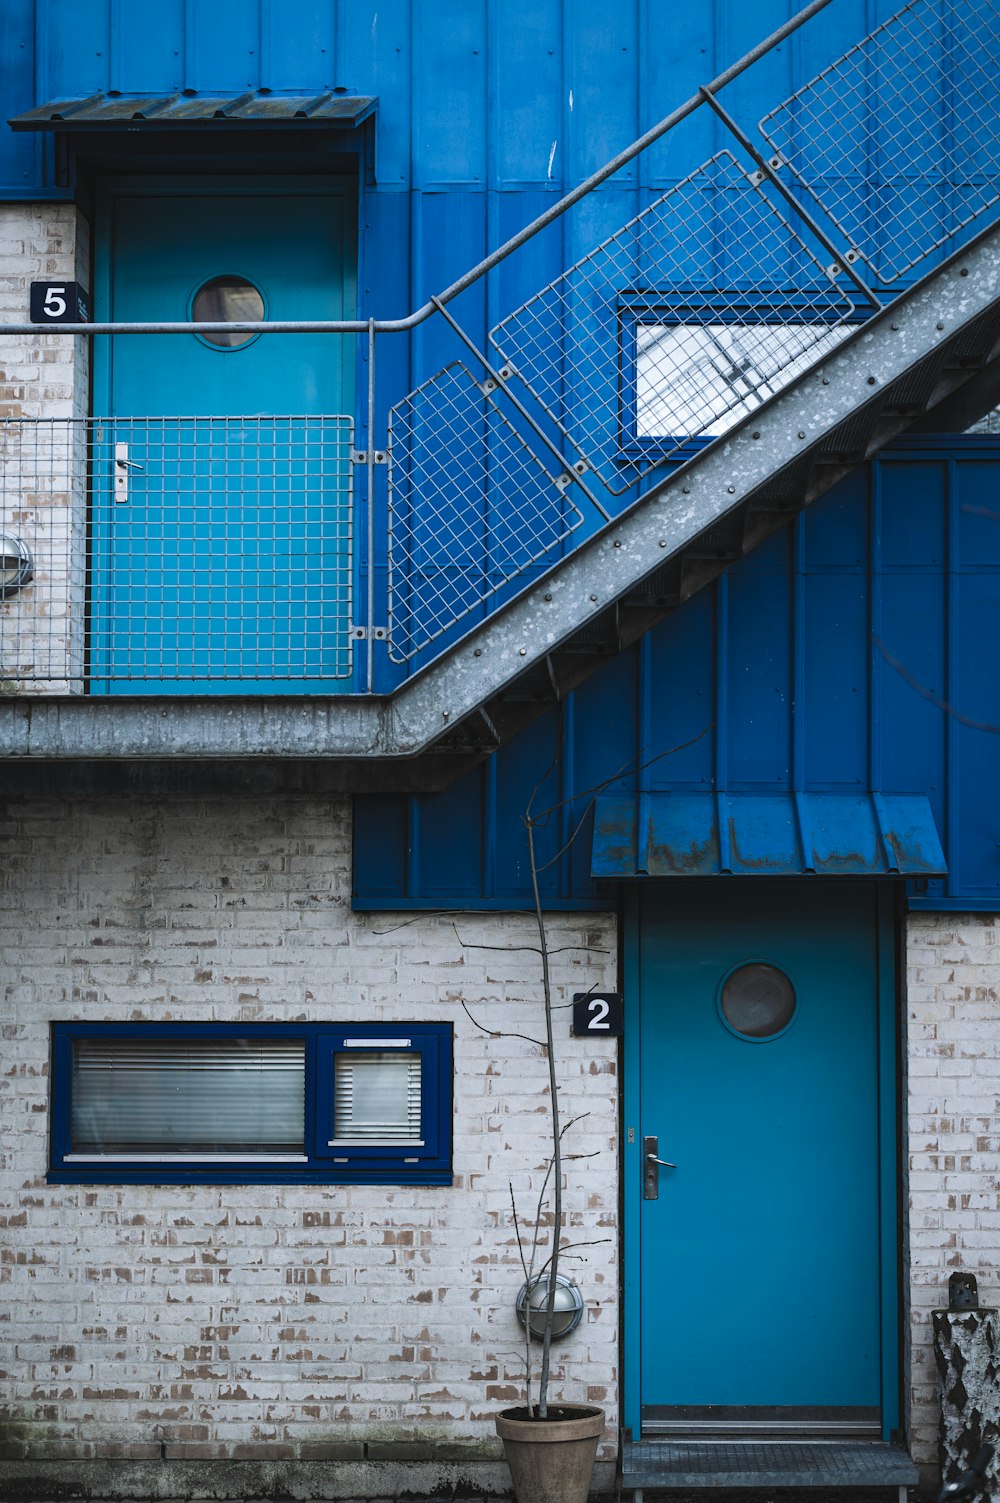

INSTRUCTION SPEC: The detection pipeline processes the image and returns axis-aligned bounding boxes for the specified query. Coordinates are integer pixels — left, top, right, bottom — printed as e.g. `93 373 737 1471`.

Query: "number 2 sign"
572 992 623 1037
30 282 90 325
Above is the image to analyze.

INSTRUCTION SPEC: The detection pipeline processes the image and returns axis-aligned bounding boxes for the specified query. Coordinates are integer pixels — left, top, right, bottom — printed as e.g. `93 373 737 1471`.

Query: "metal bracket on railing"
351 625 388 641
698 84 880 309
429 294 609 520
353 449 387 465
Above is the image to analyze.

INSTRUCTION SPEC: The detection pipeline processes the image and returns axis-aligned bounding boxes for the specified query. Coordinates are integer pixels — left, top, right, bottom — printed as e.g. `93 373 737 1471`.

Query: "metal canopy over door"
624 881 898 1439
92 176 356 693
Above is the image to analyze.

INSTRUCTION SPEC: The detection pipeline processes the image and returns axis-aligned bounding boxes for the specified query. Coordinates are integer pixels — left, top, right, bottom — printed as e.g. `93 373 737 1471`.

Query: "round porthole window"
718 962 797 1042
192 275 265 348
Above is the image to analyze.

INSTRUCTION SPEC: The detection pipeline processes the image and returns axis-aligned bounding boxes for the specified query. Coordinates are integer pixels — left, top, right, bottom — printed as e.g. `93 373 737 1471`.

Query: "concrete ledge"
0 1457 618 1501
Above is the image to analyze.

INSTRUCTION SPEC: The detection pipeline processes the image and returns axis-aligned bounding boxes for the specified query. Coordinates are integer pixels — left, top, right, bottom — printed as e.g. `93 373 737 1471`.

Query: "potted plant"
492 774 606 1503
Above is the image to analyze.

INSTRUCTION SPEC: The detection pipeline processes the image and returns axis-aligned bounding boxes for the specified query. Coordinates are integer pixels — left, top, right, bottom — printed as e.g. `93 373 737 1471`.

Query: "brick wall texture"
0 790 619 1466
3 793 1000 1476
0 203 90 692
905 912 1000 1466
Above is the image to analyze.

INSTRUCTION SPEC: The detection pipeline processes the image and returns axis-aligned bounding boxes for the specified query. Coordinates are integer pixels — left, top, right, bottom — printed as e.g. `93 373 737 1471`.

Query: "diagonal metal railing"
759 0 1000 284
1 0 999 690
487 151 856 501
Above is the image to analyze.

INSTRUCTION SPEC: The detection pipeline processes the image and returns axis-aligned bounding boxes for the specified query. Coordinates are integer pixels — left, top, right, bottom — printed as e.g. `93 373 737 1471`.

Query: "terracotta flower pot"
495 1404 605 1503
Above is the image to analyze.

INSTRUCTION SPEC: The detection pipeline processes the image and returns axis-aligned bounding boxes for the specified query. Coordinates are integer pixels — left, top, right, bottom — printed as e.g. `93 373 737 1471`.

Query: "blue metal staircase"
2 0 1000 788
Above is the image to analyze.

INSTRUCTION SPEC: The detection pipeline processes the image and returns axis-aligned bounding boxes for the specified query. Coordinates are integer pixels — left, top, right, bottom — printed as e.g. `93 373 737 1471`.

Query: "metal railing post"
367 318 377 693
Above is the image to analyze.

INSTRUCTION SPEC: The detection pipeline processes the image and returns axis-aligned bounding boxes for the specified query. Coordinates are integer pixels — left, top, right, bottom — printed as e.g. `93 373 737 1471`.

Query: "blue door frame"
622 879 900 1439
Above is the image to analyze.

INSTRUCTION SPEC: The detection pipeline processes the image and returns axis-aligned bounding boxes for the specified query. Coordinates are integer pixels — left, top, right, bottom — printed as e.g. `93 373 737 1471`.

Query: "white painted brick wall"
5 779 993 1474
905 912 1000 1466
0 791 619 1465
0 204 90 693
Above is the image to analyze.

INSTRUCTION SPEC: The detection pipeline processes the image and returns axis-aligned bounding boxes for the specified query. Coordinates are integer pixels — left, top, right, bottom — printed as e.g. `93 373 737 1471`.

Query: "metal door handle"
643 1136 675 1199
114 442 144 504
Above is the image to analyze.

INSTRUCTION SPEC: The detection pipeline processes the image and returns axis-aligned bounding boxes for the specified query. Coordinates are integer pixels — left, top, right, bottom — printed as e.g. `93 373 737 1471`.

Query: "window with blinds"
49 1022 452 1185
71 1037 306 1158
330 1049 422 1146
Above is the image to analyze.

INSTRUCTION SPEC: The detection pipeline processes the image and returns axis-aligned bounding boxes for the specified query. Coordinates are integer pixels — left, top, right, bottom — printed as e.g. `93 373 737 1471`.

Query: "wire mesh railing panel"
8 5 1000 697
760 0 1000 284
0 419 88 690
387 363 584 665
0 416 354 686
91 416 354 686
489 153 854 497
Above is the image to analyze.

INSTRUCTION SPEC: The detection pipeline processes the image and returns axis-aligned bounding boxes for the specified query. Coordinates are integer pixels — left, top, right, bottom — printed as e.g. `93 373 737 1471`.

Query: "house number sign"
30 282 91 325
572 992 623 1036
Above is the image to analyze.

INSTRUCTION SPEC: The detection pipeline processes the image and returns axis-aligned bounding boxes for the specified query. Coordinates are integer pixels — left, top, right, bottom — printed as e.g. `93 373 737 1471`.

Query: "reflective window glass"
719 962 796 1040
193 276 264 348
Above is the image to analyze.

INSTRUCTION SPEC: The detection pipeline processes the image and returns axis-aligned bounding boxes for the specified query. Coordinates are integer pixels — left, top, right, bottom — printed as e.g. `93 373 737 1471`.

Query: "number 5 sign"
30 282 90 325
572 992 623 1037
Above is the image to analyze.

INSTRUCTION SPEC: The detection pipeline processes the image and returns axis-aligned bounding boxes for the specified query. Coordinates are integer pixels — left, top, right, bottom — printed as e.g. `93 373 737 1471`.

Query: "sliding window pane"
332 1051 422 1144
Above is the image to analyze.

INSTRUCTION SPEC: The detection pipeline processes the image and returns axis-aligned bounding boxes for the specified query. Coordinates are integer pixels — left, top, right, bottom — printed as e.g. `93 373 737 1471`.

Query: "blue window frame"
49 1022 452 1185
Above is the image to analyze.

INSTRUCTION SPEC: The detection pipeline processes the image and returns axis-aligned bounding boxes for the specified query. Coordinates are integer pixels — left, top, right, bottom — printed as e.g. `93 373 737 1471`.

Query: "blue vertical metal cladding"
354 439 1000 910
0 1 912 200
3 1 999 907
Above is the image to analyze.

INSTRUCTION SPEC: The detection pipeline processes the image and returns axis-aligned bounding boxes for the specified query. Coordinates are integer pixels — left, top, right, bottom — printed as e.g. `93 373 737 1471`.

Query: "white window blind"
71 1038 305 1154
331 1050 422 1145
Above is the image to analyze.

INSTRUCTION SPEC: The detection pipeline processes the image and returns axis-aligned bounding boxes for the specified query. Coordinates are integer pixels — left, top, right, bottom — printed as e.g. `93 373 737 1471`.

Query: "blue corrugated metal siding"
4 1 999 908
354 439 1000 910
0 1 906 198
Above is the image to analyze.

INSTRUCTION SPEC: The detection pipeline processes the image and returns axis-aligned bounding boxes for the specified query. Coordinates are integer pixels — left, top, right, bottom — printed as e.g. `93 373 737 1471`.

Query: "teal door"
627 882 896 1437
92 177 356 692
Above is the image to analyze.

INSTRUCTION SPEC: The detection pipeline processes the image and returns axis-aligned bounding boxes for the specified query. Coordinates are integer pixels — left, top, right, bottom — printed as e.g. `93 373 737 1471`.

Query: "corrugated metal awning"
9 92 376 130
591 792 946 878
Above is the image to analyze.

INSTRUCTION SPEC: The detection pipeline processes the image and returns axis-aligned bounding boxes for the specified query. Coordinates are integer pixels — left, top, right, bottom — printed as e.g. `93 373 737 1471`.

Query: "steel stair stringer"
3 220 1000 786
388 220 1000 762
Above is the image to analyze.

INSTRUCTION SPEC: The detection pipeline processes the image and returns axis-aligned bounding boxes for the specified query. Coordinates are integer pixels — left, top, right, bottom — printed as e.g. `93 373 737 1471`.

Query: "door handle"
643 1136 676 1199
114 442 144 504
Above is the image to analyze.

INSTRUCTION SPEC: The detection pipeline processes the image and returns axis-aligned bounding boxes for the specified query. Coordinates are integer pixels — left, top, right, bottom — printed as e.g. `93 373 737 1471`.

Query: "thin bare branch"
526 813 561 1418
531 727 714 875
525 746 563 824
535 1238 613 1274
876 636 1000 734
459 999 546 1049
510 1183 532 1285
368 910 453 936
456 937 544 956
510 1182 534 1415
527 722 713 831
451 926 609 959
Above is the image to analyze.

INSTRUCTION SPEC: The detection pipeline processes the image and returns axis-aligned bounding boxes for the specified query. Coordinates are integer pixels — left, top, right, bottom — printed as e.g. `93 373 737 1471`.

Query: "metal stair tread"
622 1438 920 1489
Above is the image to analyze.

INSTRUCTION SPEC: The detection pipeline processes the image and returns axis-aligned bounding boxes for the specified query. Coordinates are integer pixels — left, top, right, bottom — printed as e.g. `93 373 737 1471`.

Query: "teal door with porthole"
91 177 356 693
624 881 898 1438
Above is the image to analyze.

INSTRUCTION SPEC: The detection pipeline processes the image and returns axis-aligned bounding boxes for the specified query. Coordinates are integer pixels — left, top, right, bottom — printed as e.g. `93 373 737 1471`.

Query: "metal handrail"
4 0 1000 690
0 0 832 339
